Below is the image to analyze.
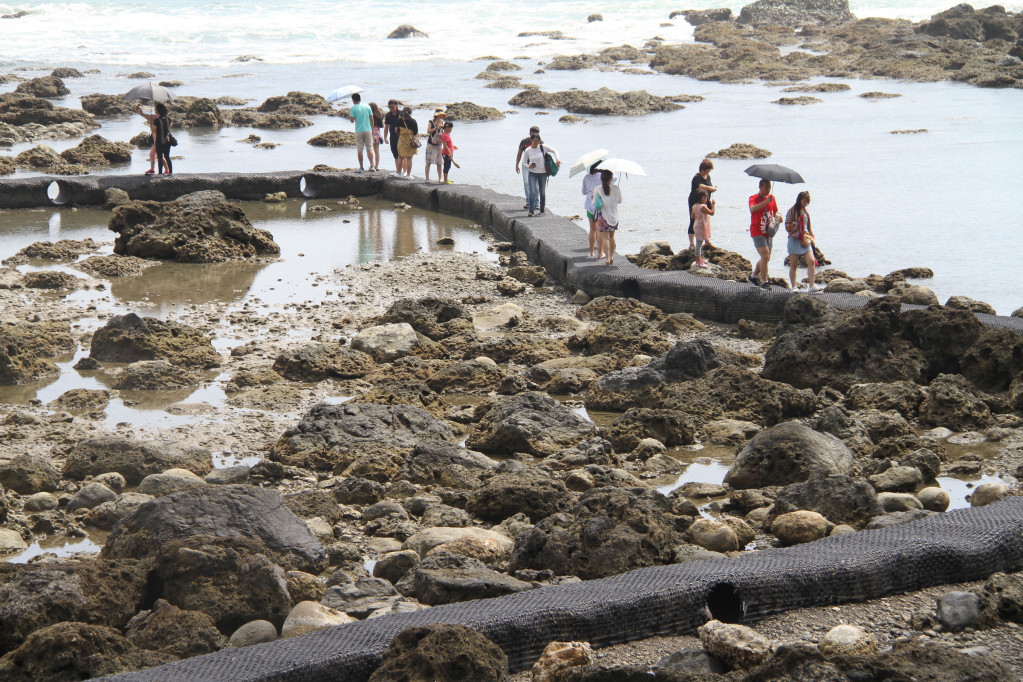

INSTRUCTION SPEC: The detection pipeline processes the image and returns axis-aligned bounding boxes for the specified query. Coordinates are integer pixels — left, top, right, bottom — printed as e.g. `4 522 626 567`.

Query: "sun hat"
433 108 446 118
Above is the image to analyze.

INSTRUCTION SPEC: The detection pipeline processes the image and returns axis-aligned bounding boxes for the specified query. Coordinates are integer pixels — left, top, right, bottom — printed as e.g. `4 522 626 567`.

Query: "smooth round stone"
877 492 923 513
770 510 832 546
229 620 278 647
922 427 954 440
687 519 739 553
829 524 856 536
818 624 877 657
24 492 59 511
970 482 1010 508
917 486 950 512
281 601 353 638
92 472 126 493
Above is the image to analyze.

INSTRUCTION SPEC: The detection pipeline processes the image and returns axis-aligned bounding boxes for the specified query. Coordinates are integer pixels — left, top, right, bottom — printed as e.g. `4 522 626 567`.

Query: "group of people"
349 95 458 183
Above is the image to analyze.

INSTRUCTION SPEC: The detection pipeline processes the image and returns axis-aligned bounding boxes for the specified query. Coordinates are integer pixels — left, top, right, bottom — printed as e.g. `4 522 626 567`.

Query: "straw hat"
433 108 447 118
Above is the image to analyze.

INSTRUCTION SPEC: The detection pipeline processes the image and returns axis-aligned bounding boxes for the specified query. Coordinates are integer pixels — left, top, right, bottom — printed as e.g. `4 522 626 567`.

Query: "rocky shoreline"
0 189 1022 679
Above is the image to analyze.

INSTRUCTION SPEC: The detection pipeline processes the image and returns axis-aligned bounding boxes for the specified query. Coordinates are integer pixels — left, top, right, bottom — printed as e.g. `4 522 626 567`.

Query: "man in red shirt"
748 179 778 289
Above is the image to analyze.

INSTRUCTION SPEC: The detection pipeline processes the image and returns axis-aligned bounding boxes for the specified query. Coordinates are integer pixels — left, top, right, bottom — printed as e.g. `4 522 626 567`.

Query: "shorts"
355 131 372 153
586 210 595 219
443 154 452 174
752 235 773 250
597 213 618 232
787 236 812 255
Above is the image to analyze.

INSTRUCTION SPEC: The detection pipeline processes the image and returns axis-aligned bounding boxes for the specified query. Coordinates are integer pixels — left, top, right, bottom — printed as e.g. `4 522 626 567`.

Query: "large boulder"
900 305 985 381
725 422 854 489
466 392 597 457
368 624 509 682
604 408 698 452
59 134 132 166
0 453 59 494
0 558 148 653
509 87 685 116
738 0 856 26
588 340 814 425
570 315 672 362
376 297 469 340
509 486 686 579
466 464 577 523
0 320 74 385
89 313 220 368
351 323 420 362
763 297 925 392
269 402 454 471
770 473 882 527
14 75 70 98
108 191 280 262
63 435 213 484
960 328 1023 392
150 536 293 633
412 565 533 605
919 373 993 430
0 622 175 681
102 485 327 573
124 599 227 658
272 343 376 381
396 440 497 488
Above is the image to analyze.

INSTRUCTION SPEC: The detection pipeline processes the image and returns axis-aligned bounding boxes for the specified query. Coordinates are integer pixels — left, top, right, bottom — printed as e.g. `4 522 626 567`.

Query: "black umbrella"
744 164 805 184
122 81 176 102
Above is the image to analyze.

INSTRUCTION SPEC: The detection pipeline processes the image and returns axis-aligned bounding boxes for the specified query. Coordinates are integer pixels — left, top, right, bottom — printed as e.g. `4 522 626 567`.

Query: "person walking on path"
688 159 717 249
440 121 457 184
690 190 715 267
515 125 540 209
383 99 402 175
396 106 419 178
748 178 779 289
424 108 446 183
591 169 623 266
348 93 374 172
134 103 159 175
785 190 818 292
369 102 384 171
522 134 560 216
581 162 604 258
152 102 173 176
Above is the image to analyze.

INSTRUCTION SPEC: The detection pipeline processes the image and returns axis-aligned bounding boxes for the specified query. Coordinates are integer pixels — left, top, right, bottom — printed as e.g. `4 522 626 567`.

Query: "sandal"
144 170 155 175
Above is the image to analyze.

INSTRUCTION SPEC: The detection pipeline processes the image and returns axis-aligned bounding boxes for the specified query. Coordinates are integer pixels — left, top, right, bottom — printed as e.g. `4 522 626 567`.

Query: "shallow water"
0 198 495 411
5 533 106 564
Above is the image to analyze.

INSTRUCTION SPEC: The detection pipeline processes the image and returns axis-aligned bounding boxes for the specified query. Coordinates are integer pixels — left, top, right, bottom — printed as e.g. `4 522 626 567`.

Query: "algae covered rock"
108 190 280 263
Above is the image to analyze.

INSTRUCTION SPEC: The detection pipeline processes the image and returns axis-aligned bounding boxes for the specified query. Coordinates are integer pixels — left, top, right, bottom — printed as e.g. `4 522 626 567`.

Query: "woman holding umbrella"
152 102 173 175
591 169 623 266
748 178 779 289
581 162 604 258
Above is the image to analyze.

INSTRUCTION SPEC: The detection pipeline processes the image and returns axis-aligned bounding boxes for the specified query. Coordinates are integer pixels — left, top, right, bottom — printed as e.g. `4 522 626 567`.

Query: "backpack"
541 145 558 177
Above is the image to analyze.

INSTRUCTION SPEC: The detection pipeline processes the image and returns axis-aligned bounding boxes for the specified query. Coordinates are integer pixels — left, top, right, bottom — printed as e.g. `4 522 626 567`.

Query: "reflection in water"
656 461 731 496
5 535 104 564
935 475 1005 511
48 211 61 240
109 260 267 316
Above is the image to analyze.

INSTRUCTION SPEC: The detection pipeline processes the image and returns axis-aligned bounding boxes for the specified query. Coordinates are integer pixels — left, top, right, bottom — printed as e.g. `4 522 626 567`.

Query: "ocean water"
2 0 1022 313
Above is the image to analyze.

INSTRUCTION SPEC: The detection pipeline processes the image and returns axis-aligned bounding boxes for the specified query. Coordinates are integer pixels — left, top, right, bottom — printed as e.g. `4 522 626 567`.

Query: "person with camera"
748 178 779 289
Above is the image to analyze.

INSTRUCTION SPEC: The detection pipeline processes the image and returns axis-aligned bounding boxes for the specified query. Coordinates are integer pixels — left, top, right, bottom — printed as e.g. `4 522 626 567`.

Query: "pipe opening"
299 176 319 198
46 180 71 206
621 278 640 299
706 582 744 624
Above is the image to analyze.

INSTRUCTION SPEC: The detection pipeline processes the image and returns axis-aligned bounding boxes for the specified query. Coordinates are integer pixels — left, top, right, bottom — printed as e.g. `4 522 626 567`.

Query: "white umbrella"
597 158 646 177
326 85 364 103
568 148 609 178
122 81 176 102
